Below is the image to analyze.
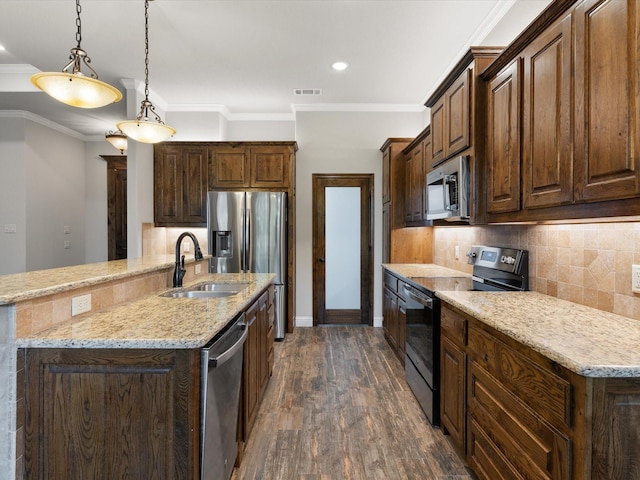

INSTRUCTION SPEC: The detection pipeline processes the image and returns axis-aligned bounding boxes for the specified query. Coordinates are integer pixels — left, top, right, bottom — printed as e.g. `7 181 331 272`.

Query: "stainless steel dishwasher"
201 312 248 480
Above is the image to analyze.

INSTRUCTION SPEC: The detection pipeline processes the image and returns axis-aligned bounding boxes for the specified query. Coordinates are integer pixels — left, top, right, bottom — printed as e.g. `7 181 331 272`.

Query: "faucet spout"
173 232 204 287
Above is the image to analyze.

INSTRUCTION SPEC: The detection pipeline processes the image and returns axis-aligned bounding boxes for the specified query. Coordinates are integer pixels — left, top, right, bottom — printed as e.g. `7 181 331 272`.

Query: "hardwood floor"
232 326 473 480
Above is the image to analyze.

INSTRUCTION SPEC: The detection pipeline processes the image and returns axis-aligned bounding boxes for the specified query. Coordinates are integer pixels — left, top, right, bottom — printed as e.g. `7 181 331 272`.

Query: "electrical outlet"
633 265 640 293
195 264 202 275
4 224 16 233
183 241 190 253
454 245 460 260
64 240 71 249
71 294 92 316
63 225 71 234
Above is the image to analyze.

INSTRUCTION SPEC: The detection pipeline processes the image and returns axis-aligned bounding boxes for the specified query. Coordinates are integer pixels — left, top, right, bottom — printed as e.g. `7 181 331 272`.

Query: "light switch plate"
633 265 640 293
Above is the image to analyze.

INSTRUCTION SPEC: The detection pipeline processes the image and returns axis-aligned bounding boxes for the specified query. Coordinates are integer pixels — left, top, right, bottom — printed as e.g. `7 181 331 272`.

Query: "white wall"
84 141 114 264
294 110 423 326
0 117 27 274
23 120 87 271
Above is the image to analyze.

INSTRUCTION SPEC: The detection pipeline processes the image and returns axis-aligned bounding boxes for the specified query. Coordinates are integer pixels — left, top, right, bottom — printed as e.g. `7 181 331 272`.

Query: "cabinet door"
486 59 521 214
574 0 640 202
258 290 270 397
154 145 207 225
382 286 398 352
409 142 424 221
242 300 260 440
441 335 466 455
422 133 432 219
404 153 414 223
25 348 199 480
208 146 250 188
522 12 573 209
382 146 391 204
250 146 291 188
396 297 406 360
430 97 446 165
181 147 209 223
445 69 471 158
154 145 181 223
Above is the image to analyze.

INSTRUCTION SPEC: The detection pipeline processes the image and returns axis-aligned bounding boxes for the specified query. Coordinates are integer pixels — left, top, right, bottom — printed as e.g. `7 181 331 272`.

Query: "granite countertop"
0 255 199 305
15 272 275 350
437 290 640 378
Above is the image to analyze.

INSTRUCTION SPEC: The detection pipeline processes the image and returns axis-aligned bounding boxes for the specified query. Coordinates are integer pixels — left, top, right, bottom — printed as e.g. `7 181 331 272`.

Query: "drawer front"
441 307 467 346
468 417 525 480
468 361 571 479
383 271 398 293
467 325 572 429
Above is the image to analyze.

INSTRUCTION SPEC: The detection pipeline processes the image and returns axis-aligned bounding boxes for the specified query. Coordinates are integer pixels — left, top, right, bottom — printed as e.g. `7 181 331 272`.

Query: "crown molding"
292 103 424 113
0 110 86 140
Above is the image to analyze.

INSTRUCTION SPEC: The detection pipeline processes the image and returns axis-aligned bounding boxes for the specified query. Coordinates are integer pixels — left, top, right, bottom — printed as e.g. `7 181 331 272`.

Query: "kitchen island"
0 257 274 480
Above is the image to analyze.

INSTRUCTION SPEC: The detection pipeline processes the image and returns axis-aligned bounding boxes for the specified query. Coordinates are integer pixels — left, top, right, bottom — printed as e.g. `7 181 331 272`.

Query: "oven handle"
402 284 433 308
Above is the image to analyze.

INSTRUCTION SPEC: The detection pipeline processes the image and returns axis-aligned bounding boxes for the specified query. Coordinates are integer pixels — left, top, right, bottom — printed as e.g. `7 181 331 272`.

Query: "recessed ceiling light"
331 61 349 71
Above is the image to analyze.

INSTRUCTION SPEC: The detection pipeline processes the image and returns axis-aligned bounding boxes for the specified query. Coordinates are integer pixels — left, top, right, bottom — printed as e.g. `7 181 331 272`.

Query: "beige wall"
433 222 640 320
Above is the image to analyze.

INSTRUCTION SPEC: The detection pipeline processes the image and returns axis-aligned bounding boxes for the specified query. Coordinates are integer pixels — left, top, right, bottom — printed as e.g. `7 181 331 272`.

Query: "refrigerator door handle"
243 201 250 273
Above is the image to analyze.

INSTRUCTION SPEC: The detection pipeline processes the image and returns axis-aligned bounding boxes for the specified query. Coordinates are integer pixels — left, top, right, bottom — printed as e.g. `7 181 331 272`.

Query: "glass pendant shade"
105 130 128 154
117 119 175 144
30 1 121 109
31 71 122 108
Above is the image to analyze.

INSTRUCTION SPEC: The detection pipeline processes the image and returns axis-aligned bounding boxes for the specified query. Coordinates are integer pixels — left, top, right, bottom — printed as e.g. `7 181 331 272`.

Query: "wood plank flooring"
232 326 473 480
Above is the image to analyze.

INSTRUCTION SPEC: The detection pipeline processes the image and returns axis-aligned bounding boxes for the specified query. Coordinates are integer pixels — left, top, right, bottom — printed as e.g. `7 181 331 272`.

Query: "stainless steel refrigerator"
207 191 287 340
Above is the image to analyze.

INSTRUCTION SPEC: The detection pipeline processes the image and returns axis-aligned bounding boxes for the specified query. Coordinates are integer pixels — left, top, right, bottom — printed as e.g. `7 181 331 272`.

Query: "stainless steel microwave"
425 156 470 221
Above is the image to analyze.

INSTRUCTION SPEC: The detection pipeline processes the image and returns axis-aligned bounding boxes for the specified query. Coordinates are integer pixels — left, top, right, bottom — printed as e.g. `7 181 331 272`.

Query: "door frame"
101 155 127 261
312 174 374 326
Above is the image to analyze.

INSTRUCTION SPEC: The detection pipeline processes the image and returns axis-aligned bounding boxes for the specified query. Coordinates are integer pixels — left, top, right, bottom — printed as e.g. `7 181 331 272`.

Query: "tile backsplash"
433 222 640 320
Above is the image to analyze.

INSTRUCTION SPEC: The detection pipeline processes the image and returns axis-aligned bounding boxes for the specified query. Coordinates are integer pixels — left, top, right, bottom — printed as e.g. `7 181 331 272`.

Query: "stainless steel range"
403 245 529 426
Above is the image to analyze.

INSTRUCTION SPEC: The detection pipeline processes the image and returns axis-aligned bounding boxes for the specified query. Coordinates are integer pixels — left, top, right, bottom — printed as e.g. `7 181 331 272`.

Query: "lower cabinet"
382 270 405 364
238 286 274 459
441 303 640 480
23 348 200 479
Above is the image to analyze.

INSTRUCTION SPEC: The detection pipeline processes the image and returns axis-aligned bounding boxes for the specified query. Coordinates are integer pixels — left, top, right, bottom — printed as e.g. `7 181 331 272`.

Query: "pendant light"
30 0 122 108
117 0 176 144
105 130 128 154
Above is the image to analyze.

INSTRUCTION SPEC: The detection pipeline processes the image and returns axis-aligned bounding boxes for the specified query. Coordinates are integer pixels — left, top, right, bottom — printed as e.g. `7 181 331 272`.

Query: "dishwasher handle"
402 284 433 308
206 315 249 368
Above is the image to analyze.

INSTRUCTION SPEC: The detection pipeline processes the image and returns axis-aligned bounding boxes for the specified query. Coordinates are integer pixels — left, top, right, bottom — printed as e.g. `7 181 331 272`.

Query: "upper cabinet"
482 0 640 223
154 144 209 226
403 128 430 225
574 0 640 203
208 144 294 189
425 47 502 224
154 142 297 226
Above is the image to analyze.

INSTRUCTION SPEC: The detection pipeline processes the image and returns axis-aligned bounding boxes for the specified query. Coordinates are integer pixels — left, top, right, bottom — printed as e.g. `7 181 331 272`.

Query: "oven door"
402 284 440 426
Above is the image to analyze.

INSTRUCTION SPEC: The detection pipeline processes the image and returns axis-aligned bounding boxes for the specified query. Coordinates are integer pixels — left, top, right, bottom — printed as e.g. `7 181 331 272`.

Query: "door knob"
318 258 325 263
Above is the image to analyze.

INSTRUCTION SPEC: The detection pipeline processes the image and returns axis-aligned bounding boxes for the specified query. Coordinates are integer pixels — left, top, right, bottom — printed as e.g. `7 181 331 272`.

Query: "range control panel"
466 245 527 274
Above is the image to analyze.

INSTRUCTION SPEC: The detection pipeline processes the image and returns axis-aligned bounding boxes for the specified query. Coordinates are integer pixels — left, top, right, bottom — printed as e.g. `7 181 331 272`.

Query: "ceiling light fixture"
331 61 349 71
105 130 128 154
30 0 122 108
117 0 176 144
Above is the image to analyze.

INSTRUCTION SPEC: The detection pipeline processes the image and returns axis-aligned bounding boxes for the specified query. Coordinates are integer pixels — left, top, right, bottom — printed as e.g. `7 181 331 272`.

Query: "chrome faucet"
173 232 204 287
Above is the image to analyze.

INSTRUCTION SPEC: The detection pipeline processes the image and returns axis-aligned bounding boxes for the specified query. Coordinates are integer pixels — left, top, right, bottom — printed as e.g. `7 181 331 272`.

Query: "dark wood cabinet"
442 301 640 480
208 144 293 189
154 144 209 226
239 286 274 452
522 11 573 209
380 138 411 263
485 59 521 214
574 0 640 203
425 47 502 224
24 348 200 479
382 270 405 364
483 0 640 222
440 307 468 456
402 128 430 226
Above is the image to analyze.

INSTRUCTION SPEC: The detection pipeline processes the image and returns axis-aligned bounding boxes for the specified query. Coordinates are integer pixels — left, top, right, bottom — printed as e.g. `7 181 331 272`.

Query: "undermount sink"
161 282 250 299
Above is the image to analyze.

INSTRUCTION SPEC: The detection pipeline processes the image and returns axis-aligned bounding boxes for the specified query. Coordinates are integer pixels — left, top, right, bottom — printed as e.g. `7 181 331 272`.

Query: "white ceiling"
0 0 552 138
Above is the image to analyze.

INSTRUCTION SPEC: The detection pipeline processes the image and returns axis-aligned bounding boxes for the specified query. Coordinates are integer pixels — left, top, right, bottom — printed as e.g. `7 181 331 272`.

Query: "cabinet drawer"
383 271 398 293
468 361 571 479
467 325 572 429
468 417 525 480
441 307 467 346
